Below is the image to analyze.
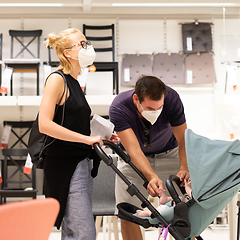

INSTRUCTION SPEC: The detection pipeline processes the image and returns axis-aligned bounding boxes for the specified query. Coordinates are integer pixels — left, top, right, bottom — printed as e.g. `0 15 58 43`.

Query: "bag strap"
45 70 67 108
40 70 68 152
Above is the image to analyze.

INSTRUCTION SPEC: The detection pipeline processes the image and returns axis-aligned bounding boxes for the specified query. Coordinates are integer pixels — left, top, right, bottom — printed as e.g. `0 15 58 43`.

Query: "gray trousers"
62 158 96 240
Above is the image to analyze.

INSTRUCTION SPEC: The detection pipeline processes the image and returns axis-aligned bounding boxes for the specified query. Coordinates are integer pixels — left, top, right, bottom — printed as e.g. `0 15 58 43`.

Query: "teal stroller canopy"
185 129 240 209
185 129 240 237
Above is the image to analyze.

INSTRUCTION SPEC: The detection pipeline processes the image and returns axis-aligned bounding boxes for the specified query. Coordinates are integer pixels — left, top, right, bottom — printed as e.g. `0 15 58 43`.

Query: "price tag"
124 68 130 82
23 154 33 174
0 67 13 95
186 37 193 51
186 70 193 84
0 124 12 149
0 168 2 183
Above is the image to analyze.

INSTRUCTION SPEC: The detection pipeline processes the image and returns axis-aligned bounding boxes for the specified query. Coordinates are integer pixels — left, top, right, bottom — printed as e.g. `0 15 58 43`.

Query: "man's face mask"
139 103 162 125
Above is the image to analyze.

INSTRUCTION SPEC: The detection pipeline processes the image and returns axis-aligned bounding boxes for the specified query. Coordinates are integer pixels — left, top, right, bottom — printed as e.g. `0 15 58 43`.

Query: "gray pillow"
121 54 152 86
153 53 185 85
182 22 212 53
185 53 216 84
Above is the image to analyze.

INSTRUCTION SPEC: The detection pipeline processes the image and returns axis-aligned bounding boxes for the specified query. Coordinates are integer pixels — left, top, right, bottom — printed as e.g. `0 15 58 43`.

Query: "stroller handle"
93 140 149 189
166 175 186 204
94 141 187 240
96 140 130 165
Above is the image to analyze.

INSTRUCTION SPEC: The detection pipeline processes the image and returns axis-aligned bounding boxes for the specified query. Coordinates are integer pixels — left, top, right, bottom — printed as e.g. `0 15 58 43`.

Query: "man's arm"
116 128 164 197
171 122 190 183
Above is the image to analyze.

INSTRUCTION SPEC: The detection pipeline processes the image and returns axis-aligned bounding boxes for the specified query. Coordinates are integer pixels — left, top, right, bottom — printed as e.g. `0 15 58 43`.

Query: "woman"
39 28 119 240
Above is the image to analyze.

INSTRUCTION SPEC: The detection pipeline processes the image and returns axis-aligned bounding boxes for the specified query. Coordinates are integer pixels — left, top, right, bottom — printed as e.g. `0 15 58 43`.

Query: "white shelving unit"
0 95 116 116
0 95 116 106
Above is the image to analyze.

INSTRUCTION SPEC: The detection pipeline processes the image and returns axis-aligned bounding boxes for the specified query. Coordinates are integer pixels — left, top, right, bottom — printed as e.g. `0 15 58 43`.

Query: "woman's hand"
85 135 103 148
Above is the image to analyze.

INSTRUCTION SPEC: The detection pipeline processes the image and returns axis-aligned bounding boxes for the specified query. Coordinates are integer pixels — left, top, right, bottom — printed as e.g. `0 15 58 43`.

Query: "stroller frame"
94 140 203 240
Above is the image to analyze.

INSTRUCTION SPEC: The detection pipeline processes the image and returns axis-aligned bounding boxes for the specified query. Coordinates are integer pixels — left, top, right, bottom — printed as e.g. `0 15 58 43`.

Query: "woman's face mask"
78 45 96 69
67 44 96 69
139 103 162 125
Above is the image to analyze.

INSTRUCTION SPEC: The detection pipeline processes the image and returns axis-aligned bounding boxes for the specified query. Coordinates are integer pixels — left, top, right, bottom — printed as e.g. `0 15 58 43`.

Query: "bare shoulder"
45 72 65 88
44 72 65 96
42 72 66 104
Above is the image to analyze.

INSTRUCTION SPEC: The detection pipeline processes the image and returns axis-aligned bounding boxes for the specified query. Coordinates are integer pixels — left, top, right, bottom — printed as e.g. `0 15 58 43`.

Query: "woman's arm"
39 73 103 147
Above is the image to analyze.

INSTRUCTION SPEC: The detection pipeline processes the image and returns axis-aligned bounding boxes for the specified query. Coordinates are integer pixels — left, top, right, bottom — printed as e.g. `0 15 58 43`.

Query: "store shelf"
18 96 42 106
85 95 116 106
0 95 116 107
0 96 17 106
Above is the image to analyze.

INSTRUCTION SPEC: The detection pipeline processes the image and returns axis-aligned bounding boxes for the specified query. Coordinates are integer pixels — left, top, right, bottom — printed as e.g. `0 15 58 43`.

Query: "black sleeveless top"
45 71 92 158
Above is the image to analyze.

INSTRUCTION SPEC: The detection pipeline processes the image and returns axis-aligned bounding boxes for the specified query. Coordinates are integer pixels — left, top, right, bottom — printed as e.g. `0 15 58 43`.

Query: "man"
109 75 190 240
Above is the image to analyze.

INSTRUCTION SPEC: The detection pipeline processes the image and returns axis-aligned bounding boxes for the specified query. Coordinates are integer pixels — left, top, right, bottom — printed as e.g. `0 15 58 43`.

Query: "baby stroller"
94 129 240 240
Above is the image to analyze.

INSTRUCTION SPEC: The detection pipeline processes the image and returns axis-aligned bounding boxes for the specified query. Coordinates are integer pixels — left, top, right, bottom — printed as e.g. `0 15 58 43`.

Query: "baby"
137 179 192 217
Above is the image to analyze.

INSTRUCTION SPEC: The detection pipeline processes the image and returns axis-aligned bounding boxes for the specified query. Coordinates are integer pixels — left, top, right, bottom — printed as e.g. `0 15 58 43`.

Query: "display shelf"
171 85 215 92
85 95 116 106
0 96 17 106
18 96 42 106
0 95 116 107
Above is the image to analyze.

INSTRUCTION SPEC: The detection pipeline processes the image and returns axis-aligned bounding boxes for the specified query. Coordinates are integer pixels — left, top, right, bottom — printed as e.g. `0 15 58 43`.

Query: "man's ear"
132 93 139 104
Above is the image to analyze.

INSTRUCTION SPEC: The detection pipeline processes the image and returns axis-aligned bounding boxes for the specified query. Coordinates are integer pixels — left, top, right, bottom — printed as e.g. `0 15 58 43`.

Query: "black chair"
0 121 37 204
0 33 2 88
83 24 115 61
3 30 42 95
43 44 60 69
2 121 33 149
83 24 119 95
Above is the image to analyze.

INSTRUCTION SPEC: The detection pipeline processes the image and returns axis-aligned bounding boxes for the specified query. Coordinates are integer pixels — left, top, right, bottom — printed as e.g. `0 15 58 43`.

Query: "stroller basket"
94 140 194 240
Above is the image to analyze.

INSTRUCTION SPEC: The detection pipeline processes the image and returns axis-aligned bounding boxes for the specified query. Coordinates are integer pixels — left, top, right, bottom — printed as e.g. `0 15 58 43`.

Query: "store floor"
49 224 230 240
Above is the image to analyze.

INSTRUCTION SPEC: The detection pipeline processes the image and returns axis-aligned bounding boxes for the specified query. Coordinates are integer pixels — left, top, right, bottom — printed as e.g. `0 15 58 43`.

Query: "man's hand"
105 133 120 143
177 169 190 187
147 177 164 197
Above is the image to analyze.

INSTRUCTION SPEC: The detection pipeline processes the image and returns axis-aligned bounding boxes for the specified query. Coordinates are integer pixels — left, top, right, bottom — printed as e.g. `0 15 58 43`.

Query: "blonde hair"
45 28 82 75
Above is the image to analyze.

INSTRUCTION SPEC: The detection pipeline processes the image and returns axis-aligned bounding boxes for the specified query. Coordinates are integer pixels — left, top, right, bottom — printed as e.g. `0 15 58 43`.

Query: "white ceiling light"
0 3 64 7
0 2 238 8
111 3 238 7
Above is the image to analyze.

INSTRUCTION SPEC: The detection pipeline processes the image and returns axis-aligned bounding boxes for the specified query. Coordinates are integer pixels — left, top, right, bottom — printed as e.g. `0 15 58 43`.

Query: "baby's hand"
184 178 191 188
184 179 192 198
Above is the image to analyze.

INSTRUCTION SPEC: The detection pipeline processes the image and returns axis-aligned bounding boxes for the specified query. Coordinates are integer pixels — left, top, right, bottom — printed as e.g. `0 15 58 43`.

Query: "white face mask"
69 45 96 69
78 45 96 69
139 104 162 125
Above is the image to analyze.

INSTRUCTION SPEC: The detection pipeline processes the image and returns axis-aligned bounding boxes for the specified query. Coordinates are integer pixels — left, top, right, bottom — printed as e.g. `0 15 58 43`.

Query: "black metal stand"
237 200 240 240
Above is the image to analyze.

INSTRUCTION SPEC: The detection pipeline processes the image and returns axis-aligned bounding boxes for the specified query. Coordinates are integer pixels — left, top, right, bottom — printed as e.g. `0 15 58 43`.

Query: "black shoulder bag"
28 70 67 169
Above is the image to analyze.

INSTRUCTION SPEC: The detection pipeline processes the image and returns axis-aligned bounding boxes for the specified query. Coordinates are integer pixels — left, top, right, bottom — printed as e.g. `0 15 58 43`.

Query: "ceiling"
0 0 240 19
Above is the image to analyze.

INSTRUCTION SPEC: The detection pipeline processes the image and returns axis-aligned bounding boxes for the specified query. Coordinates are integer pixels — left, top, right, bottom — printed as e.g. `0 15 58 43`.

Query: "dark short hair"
135 75 167 103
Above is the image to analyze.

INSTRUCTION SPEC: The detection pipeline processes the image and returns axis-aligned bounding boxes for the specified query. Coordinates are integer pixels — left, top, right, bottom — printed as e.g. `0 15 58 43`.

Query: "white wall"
0 17 240 156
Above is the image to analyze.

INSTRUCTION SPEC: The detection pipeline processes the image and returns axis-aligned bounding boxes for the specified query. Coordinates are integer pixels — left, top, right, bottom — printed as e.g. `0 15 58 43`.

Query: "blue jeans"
62 158 96 240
